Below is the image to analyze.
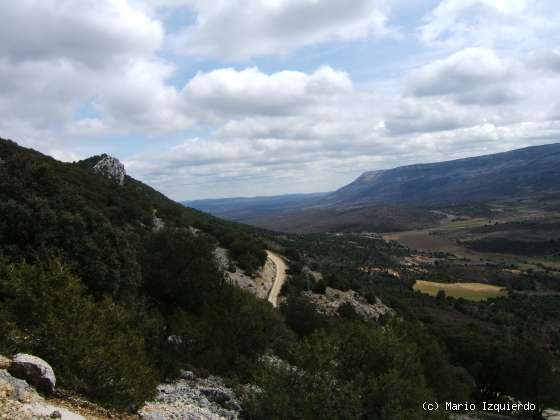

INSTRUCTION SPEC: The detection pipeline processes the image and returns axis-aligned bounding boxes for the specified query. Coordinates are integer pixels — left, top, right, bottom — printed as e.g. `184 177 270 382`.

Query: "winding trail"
266 251 287 308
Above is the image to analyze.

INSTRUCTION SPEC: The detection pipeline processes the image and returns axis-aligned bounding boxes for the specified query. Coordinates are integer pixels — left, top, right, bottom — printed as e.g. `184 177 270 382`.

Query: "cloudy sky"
2 0 560 200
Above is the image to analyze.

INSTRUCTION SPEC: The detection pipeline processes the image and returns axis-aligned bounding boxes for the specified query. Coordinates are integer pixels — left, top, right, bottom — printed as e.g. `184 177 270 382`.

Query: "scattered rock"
23 402 85 419
9 353 56 395
92 154 126 186
1 368 86 419
189 226 201 237
200 388 231 405
153 216 165 232
180 370 196 380
140 375 242 420
306 287 394 320
152 210 165 232
167 335 183 346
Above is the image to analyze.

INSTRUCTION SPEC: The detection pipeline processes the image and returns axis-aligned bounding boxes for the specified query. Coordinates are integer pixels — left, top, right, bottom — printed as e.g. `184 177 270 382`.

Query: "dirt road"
266 251 287 308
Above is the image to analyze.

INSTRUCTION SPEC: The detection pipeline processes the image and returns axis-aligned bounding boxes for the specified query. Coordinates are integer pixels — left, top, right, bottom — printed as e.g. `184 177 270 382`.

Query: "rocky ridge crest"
92 154 126 186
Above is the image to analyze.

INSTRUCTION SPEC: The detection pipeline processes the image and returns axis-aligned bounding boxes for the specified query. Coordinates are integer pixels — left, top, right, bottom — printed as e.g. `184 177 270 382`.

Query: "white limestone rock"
140 375 241 420
9 354 56 395
92 154 126 185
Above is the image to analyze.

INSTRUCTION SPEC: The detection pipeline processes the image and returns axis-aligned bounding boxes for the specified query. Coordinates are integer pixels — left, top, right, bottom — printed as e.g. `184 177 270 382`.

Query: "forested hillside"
0 137 279 408
1 138 559 419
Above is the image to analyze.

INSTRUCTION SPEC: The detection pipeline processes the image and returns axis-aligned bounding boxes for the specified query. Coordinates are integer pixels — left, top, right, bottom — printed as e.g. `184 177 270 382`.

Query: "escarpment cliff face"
322 142 560 208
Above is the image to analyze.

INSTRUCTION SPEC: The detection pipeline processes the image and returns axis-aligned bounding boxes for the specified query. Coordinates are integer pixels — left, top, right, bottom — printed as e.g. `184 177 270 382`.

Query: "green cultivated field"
414 280 506 301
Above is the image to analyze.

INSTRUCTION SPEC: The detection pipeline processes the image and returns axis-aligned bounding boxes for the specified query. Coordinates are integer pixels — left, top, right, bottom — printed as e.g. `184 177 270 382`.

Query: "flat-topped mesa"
92 154 126 186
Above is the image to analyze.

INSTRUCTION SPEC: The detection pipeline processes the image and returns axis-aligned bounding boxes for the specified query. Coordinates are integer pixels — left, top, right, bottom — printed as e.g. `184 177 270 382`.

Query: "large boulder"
8 354 56 395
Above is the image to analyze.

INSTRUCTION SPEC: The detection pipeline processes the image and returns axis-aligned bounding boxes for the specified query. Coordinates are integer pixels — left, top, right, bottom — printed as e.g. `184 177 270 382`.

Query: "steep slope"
3 138 559 418
0 137 282 410
0 138 268 286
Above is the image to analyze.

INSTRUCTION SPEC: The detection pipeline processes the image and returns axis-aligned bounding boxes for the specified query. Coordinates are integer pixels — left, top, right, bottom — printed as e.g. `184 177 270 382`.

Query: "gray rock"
93 154 126 185
140 375 242 420
200 388 231 405
152 214 165 232
9 354 56 395
180 370 195 380
167 335 183 346
0 369 41 403
224 400 242 412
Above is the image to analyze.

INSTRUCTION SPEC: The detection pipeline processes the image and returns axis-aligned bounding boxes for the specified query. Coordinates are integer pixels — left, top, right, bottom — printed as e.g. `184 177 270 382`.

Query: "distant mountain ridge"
322 142 560 208
187 143 560 232
184 192 327 221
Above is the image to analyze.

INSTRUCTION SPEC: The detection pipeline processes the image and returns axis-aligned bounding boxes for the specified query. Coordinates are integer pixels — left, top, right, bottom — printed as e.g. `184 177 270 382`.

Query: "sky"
1 0 560 200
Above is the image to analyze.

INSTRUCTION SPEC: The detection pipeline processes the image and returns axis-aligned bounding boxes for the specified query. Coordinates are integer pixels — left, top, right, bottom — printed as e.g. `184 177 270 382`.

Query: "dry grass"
383 231 461 253
414 280 506 301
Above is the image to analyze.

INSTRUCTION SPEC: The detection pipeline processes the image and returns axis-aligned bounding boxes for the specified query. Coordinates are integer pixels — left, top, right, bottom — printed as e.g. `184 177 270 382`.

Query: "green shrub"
281 294 326 337
0 261 160 409
337 302 361 320
245 322 435 420
167 289 290 379
141 228 224 313
312 279 327 294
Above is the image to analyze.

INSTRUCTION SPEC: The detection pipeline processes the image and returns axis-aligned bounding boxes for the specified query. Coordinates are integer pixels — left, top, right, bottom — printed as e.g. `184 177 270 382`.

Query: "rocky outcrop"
152 210 165 232
9 354 56 395
92 154 126 186
1 362 84 419
140 372 242 420
306 287 394 320
214 247 275 300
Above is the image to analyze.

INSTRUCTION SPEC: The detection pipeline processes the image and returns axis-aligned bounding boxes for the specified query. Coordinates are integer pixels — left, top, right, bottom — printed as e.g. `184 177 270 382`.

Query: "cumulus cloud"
407 48 521 105
167 0 391 60
96 59 192 132
127 119 560 200
2 0 560 200
529 49 560 72
0 0 189 153
1 0 163 66
384 98 481 135
183 66 352 120
419 0 558 49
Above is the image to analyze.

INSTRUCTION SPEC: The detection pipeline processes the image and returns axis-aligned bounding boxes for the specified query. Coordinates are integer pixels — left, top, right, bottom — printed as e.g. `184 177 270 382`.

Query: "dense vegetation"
1 138 559 419
245 320 473 420
0 138 273 408
267 232 560 419
465 237 560 256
